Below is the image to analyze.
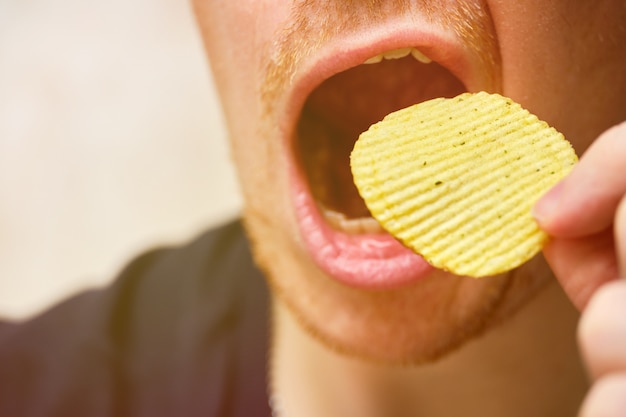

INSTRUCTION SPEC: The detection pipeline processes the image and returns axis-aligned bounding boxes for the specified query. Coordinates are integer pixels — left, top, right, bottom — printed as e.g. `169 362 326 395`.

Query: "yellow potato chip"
350 92 577 277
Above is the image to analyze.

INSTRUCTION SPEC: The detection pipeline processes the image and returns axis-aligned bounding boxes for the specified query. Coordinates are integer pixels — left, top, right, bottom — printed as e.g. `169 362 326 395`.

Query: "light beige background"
0 0 242 319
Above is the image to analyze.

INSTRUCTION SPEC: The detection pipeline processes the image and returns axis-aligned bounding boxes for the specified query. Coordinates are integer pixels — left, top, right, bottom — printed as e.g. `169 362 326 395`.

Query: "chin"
244 201 552 364
238 8 555 364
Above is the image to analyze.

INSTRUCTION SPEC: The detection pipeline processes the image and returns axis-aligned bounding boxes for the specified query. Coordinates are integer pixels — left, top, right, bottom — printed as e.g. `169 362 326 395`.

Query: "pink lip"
284 23 484 289
292 164 434 288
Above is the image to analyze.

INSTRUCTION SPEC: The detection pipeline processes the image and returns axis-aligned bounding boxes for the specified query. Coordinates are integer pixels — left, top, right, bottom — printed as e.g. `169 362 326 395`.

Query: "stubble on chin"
246 205 552 365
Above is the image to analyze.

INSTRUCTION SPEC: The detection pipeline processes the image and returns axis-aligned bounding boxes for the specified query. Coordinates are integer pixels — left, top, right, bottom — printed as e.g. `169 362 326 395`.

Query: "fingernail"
533 180 565 224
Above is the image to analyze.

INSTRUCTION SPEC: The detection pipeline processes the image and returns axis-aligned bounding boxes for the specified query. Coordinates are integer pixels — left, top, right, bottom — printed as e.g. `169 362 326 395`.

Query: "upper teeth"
364 47 432 64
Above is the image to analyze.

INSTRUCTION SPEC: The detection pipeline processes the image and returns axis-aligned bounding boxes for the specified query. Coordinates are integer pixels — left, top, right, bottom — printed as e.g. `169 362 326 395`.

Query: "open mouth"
289 42 472 288
298 48 466 234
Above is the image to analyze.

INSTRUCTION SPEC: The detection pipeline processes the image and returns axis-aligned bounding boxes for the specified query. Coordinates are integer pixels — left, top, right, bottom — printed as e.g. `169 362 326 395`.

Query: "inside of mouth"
295 56 466 230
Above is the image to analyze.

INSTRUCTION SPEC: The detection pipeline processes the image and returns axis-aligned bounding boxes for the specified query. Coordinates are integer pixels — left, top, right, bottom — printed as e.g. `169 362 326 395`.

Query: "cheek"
194 0 292 122
193 0 296 215
489 0 626 152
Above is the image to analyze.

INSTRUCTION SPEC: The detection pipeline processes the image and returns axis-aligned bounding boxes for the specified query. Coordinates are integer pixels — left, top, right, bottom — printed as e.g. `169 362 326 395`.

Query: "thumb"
534 122 626 310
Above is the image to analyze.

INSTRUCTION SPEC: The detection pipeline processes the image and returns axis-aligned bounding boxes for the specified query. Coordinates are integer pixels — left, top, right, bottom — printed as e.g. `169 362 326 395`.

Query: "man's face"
194 0 626 363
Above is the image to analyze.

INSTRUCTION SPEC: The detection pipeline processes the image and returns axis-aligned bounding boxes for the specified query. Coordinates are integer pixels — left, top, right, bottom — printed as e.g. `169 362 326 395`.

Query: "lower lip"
291 167 435 289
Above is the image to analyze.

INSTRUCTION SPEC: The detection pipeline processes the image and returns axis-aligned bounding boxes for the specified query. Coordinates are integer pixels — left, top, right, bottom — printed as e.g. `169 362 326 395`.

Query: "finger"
578 280 626 379
534 121 626 238
579 374 626 417
616 196 626 276
543 229 618 310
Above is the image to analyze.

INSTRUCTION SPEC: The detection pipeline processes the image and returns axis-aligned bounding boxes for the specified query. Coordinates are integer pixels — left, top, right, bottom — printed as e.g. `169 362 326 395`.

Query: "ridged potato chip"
351 92 577 277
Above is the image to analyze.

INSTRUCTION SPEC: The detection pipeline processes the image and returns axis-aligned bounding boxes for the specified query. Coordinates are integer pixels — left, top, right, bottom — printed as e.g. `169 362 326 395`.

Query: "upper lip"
280 20 499 141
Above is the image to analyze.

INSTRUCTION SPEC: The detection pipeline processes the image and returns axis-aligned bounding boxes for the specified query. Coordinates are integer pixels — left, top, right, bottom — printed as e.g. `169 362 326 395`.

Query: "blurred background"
0 0 242 319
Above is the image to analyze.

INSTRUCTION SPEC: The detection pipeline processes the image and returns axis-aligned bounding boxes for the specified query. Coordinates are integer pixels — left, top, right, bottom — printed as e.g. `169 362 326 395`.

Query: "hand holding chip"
534 121 626 309
534 121 626 417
